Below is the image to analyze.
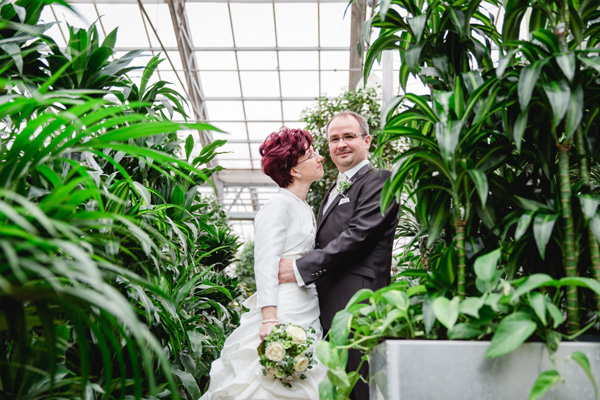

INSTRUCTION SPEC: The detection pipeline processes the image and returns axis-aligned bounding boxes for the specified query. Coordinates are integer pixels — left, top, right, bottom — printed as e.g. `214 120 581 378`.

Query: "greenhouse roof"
42 0 403 240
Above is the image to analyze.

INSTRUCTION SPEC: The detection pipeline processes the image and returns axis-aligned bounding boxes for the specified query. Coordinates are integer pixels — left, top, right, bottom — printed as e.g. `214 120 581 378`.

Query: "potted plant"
317 1 600 399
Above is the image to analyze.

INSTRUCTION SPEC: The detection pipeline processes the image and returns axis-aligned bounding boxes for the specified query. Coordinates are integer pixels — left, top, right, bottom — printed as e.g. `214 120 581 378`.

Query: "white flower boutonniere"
336 179 352 195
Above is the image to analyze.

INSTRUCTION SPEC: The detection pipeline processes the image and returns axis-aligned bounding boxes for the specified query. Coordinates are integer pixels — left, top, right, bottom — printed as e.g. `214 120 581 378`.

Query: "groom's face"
327 115 371 173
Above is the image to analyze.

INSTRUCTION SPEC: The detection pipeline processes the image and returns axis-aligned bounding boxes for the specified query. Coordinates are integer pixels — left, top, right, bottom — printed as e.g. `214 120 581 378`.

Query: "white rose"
265 342 286 362
294 355 309 372
286 326 307 344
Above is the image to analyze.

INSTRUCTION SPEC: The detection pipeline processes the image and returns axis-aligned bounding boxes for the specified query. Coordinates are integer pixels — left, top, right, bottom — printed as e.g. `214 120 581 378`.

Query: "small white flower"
336 178 352 194
286 325 307 344
293 355 309 372
265 342 286 362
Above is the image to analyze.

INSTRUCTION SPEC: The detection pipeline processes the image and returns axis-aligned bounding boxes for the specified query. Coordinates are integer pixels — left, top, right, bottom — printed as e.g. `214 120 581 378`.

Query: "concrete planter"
370 340 600 400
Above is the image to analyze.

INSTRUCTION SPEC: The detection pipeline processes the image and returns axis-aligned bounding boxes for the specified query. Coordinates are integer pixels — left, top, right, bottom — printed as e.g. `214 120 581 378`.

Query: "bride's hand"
259 321 278 341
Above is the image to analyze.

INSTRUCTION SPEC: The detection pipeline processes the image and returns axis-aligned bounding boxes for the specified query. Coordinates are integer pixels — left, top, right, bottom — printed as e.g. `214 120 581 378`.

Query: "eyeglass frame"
296 148 320 164
327 133 367 145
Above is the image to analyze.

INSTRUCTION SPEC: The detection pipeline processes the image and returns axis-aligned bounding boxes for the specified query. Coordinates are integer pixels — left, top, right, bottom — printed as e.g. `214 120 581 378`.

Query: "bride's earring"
298 174 302 178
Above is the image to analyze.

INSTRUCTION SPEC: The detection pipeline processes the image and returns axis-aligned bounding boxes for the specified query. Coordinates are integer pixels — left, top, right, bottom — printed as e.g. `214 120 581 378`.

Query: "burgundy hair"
259 126 313 188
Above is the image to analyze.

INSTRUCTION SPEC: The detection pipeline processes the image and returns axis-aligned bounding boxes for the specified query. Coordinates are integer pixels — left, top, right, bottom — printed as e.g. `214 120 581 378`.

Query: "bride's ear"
290 167 301 179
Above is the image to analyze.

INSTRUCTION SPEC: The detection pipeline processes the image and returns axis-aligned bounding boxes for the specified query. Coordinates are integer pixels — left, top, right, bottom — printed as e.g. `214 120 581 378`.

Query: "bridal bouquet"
257 323 317 388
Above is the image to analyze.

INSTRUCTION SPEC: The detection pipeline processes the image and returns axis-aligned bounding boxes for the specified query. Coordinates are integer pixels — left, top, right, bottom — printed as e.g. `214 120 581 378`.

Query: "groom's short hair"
326 111 369 138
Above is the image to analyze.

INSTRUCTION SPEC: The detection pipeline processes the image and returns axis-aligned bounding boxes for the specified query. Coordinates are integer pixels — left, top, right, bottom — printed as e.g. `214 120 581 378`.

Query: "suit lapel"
317 164 374 231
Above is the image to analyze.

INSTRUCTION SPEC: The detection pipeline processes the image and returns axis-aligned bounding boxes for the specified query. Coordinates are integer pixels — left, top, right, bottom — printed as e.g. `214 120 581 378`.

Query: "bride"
200 127 327 399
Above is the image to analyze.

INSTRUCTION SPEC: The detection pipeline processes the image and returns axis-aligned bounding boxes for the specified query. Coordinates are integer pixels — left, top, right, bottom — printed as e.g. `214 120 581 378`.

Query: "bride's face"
293 146 324 183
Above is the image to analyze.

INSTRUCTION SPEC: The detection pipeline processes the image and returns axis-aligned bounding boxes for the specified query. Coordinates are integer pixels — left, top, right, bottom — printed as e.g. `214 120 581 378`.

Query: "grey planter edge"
369 339 600 400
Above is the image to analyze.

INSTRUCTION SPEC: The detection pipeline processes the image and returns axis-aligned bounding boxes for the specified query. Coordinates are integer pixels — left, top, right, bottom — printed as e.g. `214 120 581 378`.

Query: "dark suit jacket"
296 164 399 331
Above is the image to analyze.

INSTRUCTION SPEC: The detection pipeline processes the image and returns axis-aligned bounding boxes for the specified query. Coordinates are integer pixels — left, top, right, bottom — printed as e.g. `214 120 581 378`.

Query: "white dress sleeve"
253 196 290 308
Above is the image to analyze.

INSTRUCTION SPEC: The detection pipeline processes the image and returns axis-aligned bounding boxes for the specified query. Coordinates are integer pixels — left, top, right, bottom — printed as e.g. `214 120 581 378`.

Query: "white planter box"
370 340 600 400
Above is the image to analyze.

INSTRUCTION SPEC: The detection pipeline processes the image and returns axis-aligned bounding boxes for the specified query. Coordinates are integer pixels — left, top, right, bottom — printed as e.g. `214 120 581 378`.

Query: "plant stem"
557 141 580 334
576 129 600 311
455 218 467 299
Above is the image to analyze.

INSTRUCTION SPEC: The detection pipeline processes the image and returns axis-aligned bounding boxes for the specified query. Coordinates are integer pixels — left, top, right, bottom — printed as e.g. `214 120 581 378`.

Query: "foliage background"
0 1 243 398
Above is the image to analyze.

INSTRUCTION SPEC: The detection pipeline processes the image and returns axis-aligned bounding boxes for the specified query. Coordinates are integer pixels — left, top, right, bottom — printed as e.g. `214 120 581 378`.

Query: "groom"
278 111 399 400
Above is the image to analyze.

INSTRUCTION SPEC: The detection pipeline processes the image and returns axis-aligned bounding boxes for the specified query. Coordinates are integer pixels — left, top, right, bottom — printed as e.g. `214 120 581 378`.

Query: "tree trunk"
576 129 600 311
455 218 466 299
558 142 580 334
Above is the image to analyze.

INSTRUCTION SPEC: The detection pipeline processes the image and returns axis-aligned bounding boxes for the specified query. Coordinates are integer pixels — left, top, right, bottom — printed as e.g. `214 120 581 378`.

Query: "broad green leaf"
571 352 598 399
426 198 449 247
327 367 351 390
511 274 554 301
172 369 201 399
554 277 600 296
435 120 462 161
329 310 352 347
185 134 194 160
382 290 409 312
448 323 482 339
528 292 547 326
513 111 528 153
474 248 501 293
579 195 598 221
407 14 426 43
318 379 337 400
405 43 424 73
516 196 551 212
497 48 519 78
516 212 533 240
345 289 373 309
468 169 488 205
459 296 485 318
316 340 339 369
529 370 561 400
542 80 570 131
533 213 558 260
546 301 563 328
485 312 537 358
432 297 459 330
565 85 583 139
519 58 549 112
531 29 560 53
556 53 576 82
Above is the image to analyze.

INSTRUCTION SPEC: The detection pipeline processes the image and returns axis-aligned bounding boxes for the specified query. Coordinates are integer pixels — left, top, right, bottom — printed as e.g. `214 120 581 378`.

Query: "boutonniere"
336 179 352 195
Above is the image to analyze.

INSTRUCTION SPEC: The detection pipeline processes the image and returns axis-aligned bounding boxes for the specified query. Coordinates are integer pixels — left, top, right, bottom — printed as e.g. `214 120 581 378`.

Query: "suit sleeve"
295 171 398 285
253 198 289 308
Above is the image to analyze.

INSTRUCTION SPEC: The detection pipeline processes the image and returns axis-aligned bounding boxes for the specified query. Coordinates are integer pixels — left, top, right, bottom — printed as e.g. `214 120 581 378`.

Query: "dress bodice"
253 188 316 308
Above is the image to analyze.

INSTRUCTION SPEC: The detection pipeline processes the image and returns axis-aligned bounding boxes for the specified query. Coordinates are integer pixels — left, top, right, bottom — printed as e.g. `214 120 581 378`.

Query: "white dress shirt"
292 159 371 286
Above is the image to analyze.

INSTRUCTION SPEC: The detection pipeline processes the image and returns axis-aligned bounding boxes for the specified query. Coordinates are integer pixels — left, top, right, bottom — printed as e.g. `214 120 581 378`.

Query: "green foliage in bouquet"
257 323 317 388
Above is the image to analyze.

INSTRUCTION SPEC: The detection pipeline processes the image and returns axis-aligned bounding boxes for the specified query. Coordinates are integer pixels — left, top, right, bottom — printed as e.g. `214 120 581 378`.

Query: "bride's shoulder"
256 193 293 218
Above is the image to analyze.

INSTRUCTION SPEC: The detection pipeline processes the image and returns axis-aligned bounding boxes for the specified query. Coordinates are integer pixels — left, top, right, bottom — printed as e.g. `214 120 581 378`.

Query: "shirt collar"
340 159 370 181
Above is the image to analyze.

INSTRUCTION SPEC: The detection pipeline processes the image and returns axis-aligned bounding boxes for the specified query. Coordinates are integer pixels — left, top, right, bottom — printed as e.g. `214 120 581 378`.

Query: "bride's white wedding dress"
200 188 327 400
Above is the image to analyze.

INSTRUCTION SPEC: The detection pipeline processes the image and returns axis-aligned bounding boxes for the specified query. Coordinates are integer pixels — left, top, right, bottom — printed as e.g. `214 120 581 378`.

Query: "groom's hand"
278 258 297 283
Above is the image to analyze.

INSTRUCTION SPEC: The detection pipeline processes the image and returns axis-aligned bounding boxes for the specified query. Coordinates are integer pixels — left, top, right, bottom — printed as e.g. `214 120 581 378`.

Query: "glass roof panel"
319 3 351 46
275 3 318 47
247 122 284 141
320 50 350 69
280 71 319 97
239 71 280 97
321 70 349 95
237 52 278 70
138 3 177 48
244 101 282 122
199 71 241 97
283 101 313 121
95 4 148 48
205 101 245 122
230 4 276 47
278 51 319 70
196 51 237 70
212 122 248 140
187 3 234 47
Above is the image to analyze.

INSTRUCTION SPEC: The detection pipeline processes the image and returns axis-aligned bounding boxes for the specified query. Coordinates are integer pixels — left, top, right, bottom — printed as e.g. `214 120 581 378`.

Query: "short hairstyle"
259 126 313 188
326 111 369 137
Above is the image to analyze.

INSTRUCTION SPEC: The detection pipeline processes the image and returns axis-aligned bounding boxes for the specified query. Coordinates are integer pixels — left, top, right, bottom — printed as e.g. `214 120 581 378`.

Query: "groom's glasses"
328 133 366 145
296 148 319 164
